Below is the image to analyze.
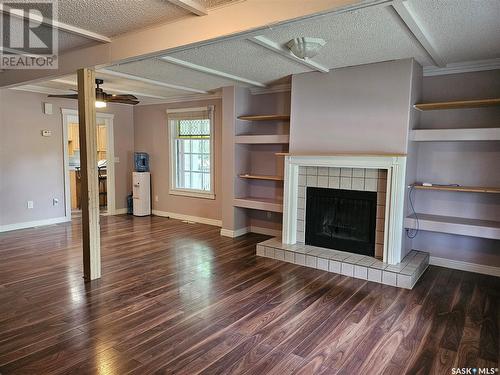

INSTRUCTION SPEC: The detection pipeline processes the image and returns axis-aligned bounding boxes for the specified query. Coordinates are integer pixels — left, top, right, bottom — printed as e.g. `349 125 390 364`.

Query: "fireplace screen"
305 187 377 256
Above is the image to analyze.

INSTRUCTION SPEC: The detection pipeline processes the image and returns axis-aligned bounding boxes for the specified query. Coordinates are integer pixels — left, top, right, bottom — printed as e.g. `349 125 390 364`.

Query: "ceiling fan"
48 79 140 107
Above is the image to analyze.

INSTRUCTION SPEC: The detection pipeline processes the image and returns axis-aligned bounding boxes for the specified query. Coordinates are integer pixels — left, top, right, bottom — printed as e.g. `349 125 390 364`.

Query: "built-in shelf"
411 184 500 194
410 127 500 142
414 98 500 111
405 213 500 240
239 174 284 181
235 135 289 144
233 197 283 213
238 115 290 121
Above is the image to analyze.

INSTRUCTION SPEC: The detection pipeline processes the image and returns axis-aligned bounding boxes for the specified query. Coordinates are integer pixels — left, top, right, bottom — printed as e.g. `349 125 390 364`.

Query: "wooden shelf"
233 197 283 213
239 174 284 181
405 213 500 240
235 135 289 144
410 128 500 142
414 98 500 111
238 115 290 121
411 184 500 194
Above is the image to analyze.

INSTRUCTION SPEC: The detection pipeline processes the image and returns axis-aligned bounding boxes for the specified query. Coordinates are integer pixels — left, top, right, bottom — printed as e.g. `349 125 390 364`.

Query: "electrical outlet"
53 198 59 206
27 201 34 209
266 211 272 219
155 195 159 202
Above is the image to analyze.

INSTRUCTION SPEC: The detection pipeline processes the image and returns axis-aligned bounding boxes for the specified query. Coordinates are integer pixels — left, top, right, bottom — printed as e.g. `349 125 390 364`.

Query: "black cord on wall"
406 185 419 239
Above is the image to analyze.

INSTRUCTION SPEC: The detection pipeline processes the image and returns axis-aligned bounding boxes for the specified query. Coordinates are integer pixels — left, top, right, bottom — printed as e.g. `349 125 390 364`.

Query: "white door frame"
61 108 116 220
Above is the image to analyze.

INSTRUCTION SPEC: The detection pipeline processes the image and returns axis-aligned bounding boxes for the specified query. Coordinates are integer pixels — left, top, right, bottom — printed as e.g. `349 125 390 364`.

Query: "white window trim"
167 105 215 200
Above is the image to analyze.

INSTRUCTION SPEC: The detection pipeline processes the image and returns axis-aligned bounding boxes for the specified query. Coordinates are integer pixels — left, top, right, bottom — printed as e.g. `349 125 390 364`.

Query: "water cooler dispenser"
132 152 151 216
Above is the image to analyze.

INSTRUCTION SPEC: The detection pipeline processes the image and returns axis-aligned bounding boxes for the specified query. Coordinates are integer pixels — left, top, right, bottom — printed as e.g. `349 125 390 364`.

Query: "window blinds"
166 106 211 121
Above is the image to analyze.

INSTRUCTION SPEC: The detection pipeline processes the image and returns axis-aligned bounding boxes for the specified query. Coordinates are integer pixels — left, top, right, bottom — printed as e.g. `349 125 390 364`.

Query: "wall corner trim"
152 210 222 227
429 256 500 277
0 216 70 233
220 227 249 238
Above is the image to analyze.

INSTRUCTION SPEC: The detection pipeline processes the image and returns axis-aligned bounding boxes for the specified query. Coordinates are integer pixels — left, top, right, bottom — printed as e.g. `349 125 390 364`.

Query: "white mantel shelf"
282 154 407 265
276 152 407 157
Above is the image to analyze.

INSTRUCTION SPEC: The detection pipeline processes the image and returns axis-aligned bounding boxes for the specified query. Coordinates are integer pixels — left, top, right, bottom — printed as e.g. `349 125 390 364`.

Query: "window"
168 106 214 199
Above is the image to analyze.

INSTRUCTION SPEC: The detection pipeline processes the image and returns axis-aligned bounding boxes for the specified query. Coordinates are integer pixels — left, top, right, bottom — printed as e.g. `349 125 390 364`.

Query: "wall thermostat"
41 130 52 137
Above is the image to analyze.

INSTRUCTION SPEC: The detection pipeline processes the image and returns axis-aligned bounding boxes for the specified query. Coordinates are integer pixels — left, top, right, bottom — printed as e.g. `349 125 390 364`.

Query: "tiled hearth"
257 238 429 289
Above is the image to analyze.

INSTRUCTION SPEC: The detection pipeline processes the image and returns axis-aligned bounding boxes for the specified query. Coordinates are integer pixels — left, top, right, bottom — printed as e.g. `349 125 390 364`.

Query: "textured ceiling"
259 5 433 68
170 39 310 84
57 0 240 37
1 13 100 54
405 0 500 64
109 58 240 91
3 0 243 53
23 0 500 104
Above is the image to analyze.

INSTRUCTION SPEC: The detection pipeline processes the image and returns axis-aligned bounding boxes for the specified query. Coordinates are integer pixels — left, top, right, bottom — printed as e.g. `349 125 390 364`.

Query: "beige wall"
133 98 222 221
0 89 134 227
290 59 415 154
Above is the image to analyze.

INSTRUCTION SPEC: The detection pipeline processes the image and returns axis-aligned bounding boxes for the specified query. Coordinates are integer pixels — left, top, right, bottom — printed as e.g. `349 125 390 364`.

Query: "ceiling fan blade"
47 94 79 99
47 83 140 105
106 97 140 105
107 94 138 100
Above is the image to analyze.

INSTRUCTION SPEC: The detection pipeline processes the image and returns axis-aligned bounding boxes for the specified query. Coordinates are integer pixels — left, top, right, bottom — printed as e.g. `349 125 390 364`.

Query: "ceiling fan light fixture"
95 100 107 108
286 37 326 59
95 84 107 108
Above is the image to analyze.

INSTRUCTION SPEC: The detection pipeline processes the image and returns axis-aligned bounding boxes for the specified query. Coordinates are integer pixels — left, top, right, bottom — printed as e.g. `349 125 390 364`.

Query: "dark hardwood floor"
0 215 498 374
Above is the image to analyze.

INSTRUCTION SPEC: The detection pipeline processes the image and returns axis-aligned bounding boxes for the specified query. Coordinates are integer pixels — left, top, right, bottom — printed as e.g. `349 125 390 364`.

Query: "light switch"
43 102 53 115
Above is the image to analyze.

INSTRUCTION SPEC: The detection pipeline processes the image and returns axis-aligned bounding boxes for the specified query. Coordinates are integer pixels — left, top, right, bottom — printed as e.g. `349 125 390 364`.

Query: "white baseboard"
220 226 282 238
430 256 500 277
152 210 222 227
113 208 128 215
0 216 70 233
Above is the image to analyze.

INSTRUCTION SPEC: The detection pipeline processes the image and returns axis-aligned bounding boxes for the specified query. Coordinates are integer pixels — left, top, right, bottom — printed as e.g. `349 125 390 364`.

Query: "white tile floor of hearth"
256 238 429 289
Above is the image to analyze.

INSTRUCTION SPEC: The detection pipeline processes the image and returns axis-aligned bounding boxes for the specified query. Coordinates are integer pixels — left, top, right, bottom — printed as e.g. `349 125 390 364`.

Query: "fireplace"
305 187 377 256
281 154 408 265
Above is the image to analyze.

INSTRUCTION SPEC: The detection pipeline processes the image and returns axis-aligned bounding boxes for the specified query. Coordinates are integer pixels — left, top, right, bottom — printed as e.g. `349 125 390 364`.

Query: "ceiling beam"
10 84 74 95
99 69 209 94
2 8 111 43
167 0 208 16
389 1 446 67
249 35 329 73
159 56 267 87
423 58 500 77
52 78 169 99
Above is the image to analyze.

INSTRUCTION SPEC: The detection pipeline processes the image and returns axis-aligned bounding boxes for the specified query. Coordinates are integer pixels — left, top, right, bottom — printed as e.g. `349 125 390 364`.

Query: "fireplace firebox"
305 187 377 256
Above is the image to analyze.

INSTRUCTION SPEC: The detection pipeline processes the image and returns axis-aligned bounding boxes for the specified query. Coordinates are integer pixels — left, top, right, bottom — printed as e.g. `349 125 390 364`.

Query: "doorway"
62 109 115 220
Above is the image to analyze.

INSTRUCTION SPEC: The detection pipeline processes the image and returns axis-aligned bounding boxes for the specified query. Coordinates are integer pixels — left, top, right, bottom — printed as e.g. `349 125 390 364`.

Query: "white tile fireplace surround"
295 166 388 259
256 154 430 289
